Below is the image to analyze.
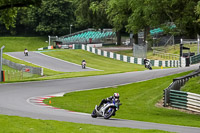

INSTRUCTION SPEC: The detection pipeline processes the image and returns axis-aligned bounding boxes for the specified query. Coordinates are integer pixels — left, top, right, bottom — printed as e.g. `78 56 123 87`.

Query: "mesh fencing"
4 70 37 81
133 44 147 58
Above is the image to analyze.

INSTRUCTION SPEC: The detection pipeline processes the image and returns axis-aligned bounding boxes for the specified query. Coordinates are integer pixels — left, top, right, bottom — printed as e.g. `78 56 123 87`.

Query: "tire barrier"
163 66 200 113
169 90 200 113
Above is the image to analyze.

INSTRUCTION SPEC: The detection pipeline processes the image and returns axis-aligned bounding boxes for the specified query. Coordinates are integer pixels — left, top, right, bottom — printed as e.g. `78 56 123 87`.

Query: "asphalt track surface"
5 51 97 72
0 63 200 133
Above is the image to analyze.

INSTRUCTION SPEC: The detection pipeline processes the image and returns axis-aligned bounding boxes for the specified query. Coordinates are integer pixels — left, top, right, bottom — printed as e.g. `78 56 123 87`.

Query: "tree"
74 0 111 30
18 0 75 35
0 0 41 10
106 0 130 45
0 0 41 29
73 0 94 29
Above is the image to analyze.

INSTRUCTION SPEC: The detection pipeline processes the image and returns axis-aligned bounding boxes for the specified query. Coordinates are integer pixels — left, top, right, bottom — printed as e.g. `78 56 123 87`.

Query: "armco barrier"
170 90 200 113
191 54 200 64
2 59 43 76
163 67 200 113
74 44 180 67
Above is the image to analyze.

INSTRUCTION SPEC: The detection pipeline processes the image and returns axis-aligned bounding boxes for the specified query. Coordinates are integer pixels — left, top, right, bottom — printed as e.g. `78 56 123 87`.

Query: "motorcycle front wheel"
104 108 115 119
91 109 97 118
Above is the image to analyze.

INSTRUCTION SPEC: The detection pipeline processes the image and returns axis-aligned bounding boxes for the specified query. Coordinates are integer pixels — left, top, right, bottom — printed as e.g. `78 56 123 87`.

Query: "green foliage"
106 0 130 32
0 8 17 29
74 0 110 29
74 0 93 29
1 0 200 39
25 0 75 35
0 0 41 29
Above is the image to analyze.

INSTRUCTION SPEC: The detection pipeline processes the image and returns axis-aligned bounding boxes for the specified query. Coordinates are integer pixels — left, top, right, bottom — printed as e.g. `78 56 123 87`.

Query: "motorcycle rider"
97 93 120 111
81 59 86 68
24 48 28 56
144 58 148 68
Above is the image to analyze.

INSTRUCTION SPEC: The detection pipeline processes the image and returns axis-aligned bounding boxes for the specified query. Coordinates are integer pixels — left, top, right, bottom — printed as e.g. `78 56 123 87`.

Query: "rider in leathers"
97 93 120 111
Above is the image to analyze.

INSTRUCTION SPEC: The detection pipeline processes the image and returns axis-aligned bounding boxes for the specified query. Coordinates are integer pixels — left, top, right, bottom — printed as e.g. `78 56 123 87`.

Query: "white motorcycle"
91 99 122 119
24 50 28 56
82 62 86 69
145 61 152 70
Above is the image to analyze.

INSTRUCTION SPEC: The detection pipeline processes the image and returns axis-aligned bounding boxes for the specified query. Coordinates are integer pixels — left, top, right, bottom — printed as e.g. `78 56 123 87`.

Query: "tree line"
1 0 200 45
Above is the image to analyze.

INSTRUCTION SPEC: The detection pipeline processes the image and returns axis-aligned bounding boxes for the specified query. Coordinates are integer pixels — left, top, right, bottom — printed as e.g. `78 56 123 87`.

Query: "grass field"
182 76 200 94
0 115 169 133
0 37 48 52
44 71 200 127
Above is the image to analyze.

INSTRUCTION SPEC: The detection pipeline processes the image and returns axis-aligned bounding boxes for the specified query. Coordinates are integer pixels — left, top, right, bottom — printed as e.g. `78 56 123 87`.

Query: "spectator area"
56 29 115 45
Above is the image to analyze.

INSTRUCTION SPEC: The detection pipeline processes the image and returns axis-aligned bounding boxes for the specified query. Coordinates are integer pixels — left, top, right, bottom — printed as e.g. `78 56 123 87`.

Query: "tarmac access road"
5 51 97 72
0 64 200 133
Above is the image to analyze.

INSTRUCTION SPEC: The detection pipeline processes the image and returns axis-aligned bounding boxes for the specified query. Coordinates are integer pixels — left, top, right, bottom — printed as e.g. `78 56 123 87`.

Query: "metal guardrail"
169 90 200 113
191 54 200 64
163 66 200 109
153 50 179 60
3 58 43 76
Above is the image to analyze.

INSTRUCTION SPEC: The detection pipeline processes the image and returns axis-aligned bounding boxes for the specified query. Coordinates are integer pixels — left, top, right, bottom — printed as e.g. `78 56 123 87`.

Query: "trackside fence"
3 58 43 76
163 66 200 113
73 44 180 67
191 54 200 64
3 70 38 81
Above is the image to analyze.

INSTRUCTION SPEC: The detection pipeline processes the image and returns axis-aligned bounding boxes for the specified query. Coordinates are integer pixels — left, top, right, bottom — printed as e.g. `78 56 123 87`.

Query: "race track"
0 63 200 133
5 51 97 72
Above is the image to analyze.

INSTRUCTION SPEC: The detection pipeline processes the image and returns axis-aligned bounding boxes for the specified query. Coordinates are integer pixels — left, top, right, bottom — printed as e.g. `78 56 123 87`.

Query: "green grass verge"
181 76 200 94
44 71 200 127
0 37 48 52
0 115 169 133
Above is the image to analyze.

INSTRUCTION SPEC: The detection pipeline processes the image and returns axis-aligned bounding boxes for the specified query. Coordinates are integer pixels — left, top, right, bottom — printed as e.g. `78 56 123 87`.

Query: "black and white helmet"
114 93 119 99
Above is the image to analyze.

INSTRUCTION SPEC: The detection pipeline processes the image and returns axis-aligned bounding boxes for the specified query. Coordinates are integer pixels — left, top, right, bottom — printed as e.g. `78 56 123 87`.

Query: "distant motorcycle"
145 61 152 70
82 62 86 69
24 49 28 56
24 51 28 56
91 99 122 119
